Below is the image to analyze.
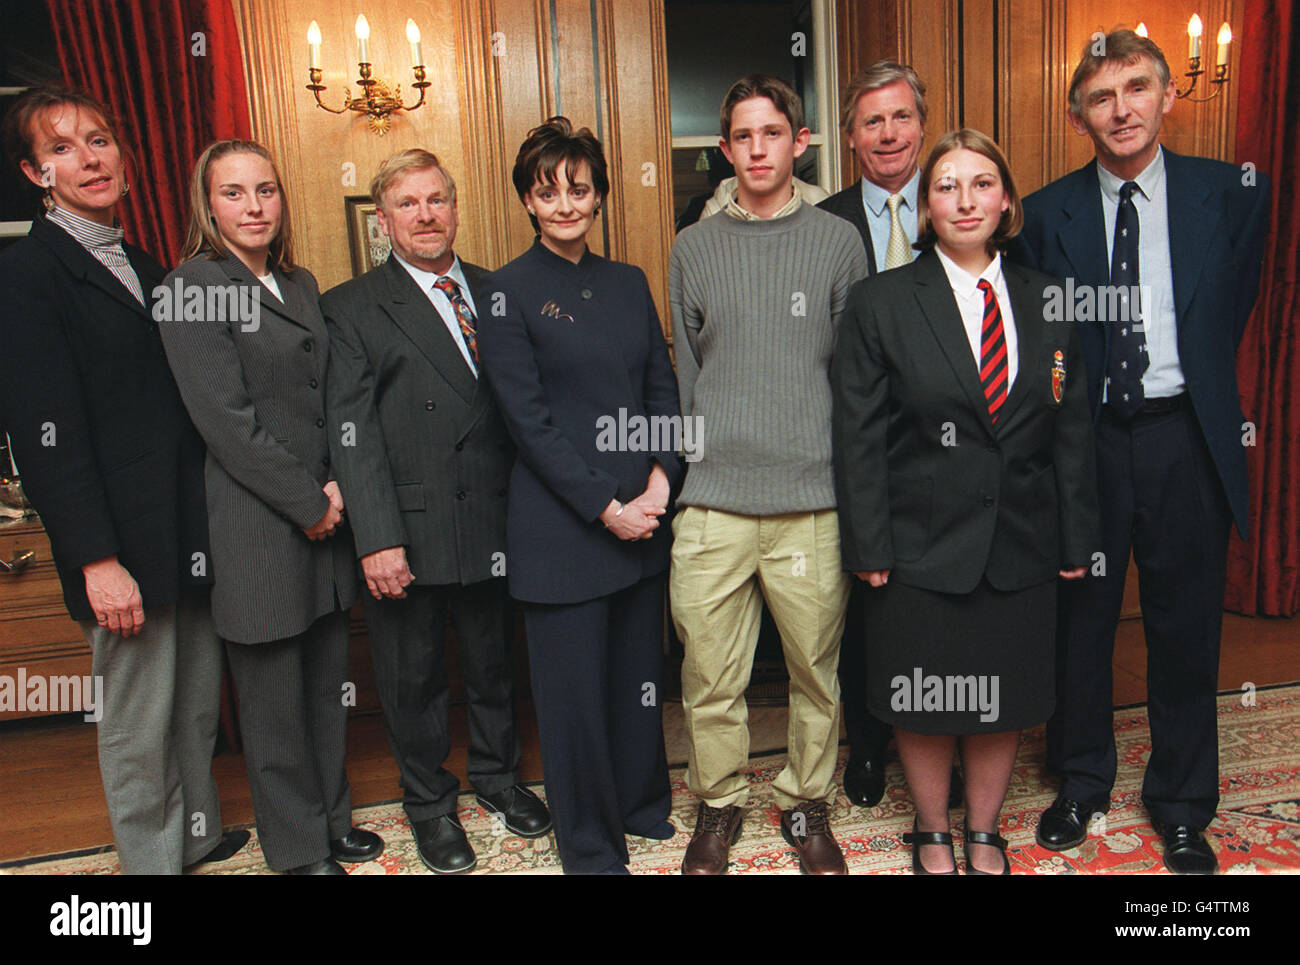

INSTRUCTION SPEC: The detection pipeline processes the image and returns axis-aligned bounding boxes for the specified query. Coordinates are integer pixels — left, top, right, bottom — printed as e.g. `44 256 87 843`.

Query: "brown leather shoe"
681 802 743 875
780 801 848 875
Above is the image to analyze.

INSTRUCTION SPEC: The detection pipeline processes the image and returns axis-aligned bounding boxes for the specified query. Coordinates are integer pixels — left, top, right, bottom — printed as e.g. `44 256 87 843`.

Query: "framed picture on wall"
345 196 391 275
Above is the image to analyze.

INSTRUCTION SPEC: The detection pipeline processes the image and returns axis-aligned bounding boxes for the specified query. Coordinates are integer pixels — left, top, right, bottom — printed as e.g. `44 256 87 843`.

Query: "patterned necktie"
885 192 913 269
1106 180 1148 417
433 275 478 364
978 279 1009 424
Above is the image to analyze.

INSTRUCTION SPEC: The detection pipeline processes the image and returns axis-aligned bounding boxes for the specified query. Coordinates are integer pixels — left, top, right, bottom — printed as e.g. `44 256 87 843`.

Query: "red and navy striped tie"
977 278 1008 424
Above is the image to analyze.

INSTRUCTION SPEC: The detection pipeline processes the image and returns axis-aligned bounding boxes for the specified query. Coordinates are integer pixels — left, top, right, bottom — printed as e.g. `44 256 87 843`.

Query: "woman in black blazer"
159 139 379 875
478 117 683 874
831 129 1100 874
0 88 244 873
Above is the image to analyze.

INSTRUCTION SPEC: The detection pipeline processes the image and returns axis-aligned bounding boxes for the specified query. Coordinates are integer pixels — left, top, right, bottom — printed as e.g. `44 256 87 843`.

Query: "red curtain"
1226 0 1300 616
46 0 251 268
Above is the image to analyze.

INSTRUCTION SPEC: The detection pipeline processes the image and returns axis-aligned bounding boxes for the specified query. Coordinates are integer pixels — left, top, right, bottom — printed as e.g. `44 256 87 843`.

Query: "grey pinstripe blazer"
320 256 512 586
159 253 358 644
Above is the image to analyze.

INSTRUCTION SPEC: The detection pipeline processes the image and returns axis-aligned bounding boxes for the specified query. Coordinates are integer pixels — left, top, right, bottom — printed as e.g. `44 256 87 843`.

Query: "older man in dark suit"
1013 29 1270 874
322 150 550 875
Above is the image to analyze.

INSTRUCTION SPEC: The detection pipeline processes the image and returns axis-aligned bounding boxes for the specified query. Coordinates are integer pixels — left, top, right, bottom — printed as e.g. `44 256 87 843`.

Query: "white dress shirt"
391 250 479 376
935 247 1018 391
860 168 921 274
1097 146 1183 399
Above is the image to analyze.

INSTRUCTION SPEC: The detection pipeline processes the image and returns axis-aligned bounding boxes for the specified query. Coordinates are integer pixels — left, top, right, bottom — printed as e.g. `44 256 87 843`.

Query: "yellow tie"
885 192 912 270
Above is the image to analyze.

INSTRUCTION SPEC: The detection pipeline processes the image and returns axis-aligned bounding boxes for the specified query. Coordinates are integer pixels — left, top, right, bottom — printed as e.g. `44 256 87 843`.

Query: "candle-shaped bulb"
407 19 423 66
307 20 322 68
1216 22 1232 67
356 14 370 63
1188 14 1203 60
1135 22 1148 38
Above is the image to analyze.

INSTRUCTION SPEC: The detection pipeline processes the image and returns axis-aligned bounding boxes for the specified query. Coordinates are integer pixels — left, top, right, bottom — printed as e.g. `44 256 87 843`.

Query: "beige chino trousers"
670 506 851 809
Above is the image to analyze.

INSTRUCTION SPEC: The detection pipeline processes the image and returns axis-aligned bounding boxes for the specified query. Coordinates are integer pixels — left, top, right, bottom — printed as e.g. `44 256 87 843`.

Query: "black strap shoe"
1035 795 1103 851
330 827 385 863
964 824 1010 875
843 758 886 808
411 813 477 874
1157 824 1218 875
476 784 553 838
901 820 958 875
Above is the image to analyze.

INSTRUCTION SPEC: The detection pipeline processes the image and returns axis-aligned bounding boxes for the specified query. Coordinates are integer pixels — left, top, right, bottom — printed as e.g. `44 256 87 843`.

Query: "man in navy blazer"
818 60 958 810
1013 29 1270 874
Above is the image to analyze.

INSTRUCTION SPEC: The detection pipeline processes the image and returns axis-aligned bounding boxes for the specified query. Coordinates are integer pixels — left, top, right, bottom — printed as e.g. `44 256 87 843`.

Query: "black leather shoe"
285 858 347 875
1157 824 1218 875
411 814 477 874
191 829 250 865
330 827 384 863
476 784 553 838
1036 796 1102 851
843 758 886 807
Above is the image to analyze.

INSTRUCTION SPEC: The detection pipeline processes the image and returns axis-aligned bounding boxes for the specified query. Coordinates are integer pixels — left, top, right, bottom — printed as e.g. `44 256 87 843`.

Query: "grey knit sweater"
669 204 869 514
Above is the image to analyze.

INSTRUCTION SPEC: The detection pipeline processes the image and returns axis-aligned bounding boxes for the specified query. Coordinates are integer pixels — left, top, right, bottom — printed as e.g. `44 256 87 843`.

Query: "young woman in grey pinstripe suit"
160 140 382 875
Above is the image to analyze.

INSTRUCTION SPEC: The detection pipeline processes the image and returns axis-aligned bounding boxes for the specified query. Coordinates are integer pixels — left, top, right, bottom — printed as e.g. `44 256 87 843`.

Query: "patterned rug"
10 684 1299 875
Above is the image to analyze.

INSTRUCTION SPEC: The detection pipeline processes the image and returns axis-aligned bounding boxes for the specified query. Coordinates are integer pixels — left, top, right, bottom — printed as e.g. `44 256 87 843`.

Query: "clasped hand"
303 480 344 541
600 463 670 541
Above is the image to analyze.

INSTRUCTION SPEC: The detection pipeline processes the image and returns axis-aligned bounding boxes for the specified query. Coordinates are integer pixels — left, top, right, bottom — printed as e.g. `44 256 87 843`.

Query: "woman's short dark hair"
511 116 609 230
914 128 1023 256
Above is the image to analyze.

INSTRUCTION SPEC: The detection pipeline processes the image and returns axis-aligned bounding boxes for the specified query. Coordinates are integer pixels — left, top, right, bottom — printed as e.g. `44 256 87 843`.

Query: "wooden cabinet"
0 517 92 721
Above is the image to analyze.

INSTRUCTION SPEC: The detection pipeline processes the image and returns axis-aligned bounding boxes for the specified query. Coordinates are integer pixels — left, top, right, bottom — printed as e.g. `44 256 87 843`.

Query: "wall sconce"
305 16 429 135
1172 14 1232 101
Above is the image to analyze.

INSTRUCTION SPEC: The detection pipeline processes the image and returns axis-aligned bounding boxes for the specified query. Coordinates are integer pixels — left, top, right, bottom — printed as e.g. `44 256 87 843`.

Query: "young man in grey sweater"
669 74 870 875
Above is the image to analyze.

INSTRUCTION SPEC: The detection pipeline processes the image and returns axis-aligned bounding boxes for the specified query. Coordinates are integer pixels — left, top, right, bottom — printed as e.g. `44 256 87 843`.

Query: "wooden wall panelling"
960 0 997 137
1003 0 1069 194
604 0 675 331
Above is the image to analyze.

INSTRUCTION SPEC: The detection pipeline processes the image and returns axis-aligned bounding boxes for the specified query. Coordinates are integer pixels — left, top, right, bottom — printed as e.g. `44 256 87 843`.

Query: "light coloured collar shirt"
935 247 1018 391
1096 145 1182 400
722 182 802 221
860 167 920 273
391 250 478 377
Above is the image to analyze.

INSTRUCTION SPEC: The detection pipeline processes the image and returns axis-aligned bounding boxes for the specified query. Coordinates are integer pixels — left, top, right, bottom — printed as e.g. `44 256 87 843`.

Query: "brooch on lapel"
540 299 575 323
1052 350 1066 403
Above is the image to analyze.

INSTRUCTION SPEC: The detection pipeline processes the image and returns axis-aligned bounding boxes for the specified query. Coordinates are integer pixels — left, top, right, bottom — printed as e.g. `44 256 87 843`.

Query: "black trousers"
1050 406 1231 828
224 609 352 871
838 580 893 761
523 574 671 874
363 579 519 821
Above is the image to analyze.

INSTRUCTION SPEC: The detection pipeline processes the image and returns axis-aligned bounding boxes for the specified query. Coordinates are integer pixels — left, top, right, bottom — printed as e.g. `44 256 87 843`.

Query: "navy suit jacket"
818 181 877 274
478 239 683 604
1012 150 1270 536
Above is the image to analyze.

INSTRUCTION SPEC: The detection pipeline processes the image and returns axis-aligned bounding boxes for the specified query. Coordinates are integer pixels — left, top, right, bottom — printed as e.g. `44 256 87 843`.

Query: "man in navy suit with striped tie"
1014 29 1270 874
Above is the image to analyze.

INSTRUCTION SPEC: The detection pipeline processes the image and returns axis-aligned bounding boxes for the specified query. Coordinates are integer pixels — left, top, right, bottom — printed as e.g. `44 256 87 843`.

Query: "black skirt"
863 577 1056 735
